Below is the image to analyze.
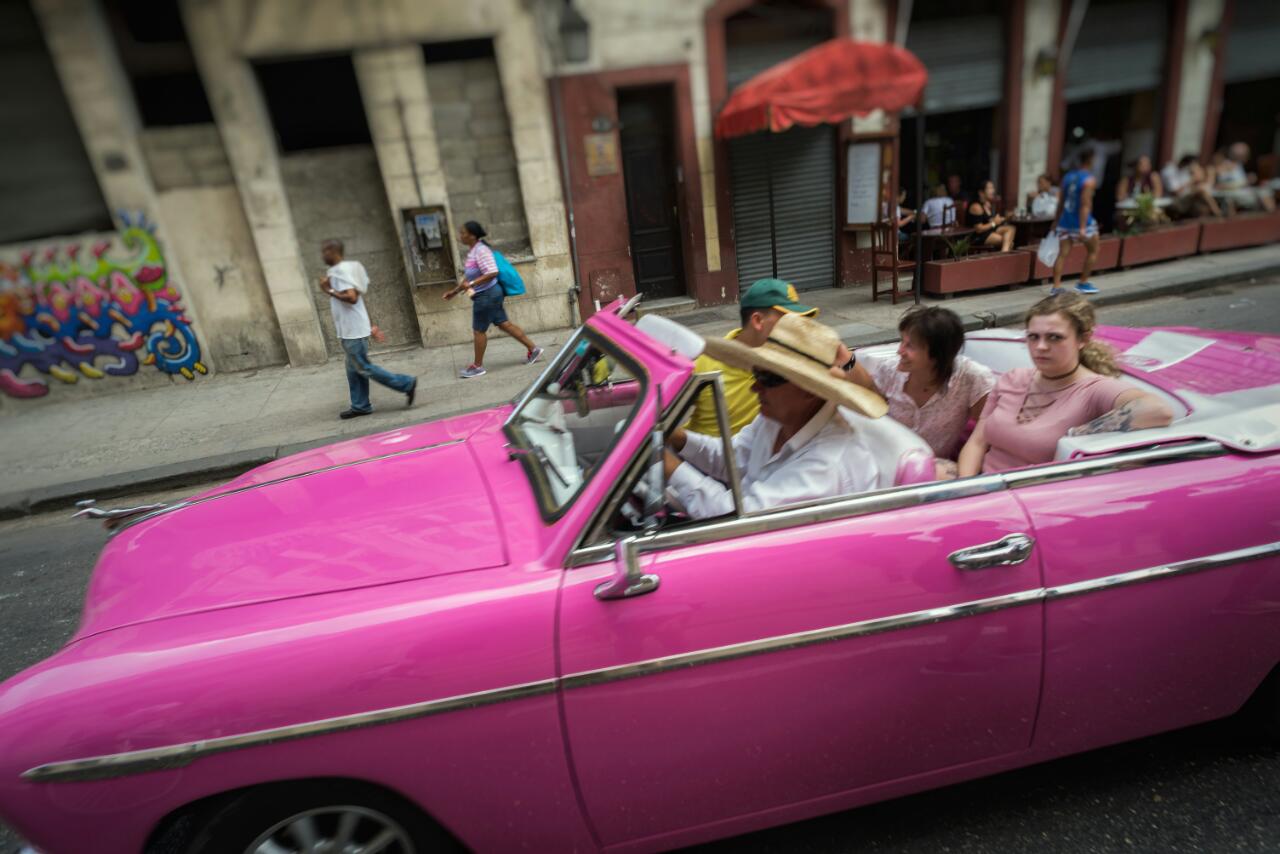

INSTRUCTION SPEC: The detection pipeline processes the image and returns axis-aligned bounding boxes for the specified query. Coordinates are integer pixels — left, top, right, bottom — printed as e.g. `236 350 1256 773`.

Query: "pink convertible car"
2 303 1278 854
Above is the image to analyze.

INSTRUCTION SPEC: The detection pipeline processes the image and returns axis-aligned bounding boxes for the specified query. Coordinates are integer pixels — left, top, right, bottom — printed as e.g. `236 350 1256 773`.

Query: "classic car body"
1 307 1279 854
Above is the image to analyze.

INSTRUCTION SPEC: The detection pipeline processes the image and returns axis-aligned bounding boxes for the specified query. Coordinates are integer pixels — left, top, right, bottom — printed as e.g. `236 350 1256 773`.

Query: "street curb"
3 259 1276 522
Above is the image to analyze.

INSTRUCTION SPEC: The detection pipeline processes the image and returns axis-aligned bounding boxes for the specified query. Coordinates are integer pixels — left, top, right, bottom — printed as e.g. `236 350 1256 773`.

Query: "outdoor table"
919 226 975 261
1115 197 1174 210
1010 214 1054 246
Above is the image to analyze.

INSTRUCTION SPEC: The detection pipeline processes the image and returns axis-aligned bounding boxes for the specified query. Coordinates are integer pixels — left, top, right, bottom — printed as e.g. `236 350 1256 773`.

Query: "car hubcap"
247 805 414 854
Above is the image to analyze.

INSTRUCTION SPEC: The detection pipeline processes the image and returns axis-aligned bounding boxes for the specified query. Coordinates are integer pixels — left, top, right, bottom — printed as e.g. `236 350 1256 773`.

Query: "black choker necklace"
1041 365 1079 381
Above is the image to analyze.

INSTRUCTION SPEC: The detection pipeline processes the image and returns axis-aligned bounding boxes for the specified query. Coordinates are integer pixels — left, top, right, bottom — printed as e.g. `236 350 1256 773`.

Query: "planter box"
1119 222 1201 267
1031 235 1121 280
923 250 1032 295
1198 212 1280 252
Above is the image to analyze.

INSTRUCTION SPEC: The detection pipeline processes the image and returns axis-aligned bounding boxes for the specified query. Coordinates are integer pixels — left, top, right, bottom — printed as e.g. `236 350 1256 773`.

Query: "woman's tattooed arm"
1067 393 1174 437
1067 402 1137 436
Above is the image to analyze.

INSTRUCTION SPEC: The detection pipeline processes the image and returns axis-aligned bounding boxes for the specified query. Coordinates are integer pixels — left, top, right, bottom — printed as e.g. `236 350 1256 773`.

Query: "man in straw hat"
686 278 820 437
663 313 888 520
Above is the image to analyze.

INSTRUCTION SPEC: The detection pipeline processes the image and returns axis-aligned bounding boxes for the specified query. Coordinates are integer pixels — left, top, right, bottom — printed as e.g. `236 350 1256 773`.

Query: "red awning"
715 39 928 139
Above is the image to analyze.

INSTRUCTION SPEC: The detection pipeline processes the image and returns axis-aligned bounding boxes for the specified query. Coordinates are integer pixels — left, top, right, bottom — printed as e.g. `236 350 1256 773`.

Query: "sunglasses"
752 369 788 388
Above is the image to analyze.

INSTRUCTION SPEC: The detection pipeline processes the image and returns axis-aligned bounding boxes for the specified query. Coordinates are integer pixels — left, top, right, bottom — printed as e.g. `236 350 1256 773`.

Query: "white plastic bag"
1037 231 1061 268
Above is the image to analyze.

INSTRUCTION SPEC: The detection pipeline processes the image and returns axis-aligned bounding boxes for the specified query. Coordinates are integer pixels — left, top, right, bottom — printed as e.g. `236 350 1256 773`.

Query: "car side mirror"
594 534 661 600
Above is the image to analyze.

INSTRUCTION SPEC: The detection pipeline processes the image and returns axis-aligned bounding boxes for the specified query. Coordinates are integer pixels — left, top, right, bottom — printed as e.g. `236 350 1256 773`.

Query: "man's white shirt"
920 197 955 228
327 260 372 340
668 401 878 519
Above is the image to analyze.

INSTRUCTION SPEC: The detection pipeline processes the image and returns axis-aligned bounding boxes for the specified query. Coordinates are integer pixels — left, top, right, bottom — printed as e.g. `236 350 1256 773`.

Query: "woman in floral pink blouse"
850 306 994 463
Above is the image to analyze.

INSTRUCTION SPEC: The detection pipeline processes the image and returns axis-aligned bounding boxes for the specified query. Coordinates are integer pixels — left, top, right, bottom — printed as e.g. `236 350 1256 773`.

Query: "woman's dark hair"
899 305 965 385
463 221 488 242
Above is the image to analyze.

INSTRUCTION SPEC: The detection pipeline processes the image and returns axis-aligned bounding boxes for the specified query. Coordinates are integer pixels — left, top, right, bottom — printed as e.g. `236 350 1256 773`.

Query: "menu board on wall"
845 141 883 226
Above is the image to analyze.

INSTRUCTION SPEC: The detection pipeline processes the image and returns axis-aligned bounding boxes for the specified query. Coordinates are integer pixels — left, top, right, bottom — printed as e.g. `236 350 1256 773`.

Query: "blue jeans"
341 337 414 412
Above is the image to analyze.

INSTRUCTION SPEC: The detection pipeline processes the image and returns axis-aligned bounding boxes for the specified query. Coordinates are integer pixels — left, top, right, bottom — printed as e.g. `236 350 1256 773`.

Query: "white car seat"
838 406 935 489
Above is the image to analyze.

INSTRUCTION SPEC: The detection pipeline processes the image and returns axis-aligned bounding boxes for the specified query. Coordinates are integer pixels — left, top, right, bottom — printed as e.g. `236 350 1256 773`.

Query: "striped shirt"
464 241 500 294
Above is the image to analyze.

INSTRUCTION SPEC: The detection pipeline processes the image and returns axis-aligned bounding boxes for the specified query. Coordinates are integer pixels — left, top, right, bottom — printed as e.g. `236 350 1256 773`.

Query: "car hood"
74 409 511 641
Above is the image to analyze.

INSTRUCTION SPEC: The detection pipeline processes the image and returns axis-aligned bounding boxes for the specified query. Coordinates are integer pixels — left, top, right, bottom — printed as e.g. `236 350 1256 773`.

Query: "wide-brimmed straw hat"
703 313 888 418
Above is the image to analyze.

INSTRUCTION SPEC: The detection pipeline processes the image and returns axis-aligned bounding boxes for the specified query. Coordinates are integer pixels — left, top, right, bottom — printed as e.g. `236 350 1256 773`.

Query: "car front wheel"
170 780 460 854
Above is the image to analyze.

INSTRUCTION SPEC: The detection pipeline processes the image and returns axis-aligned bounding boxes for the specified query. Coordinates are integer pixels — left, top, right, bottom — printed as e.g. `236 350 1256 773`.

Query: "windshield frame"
503 326 651 523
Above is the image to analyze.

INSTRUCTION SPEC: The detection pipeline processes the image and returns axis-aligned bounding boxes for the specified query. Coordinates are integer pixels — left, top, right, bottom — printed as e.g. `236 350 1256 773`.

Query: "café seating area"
876 188 1280 299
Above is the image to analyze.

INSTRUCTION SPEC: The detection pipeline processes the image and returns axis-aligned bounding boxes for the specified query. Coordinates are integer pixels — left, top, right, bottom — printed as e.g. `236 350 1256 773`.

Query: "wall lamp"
1033 47 1058 79
558 0 590 64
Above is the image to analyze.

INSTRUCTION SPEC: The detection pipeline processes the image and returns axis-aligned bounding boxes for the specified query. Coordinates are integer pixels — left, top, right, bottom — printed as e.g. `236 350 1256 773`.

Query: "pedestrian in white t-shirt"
319 239 417 419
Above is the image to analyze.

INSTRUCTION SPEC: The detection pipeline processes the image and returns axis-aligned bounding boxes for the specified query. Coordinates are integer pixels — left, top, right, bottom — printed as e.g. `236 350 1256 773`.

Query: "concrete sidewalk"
2 243 1278 518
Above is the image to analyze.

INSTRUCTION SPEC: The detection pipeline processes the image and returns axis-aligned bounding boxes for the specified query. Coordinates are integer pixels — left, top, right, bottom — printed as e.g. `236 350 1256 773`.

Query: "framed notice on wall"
584 133 619 177
845 139 891 227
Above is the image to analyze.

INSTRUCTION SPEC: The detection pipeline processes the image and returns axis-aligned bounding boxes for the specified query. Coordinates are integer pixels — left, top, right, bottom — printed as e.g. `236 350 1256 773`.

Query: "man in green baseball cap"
687 278 819 437
738 277 818 317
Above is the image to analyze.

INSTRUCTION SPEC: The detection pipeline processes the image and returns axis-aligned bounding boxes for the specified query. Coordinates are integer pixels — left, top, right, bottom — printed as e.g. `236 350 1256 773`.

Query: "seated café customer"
890 187 916 241
686 278 818 437
969 180 1016 252
1116 154 1164 201
957 293 1173 476
921 184 956 228
1169 158 1223 220
849 306 994 463
1027 174 1059 217
664 314 887 520
1215 143 1277 213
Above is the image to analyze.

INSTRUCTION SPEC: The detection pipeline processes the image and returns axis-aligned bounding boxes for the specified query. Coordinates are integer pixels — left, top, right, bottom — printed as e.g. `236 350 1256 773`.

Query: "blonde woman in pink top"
958 294 1173 476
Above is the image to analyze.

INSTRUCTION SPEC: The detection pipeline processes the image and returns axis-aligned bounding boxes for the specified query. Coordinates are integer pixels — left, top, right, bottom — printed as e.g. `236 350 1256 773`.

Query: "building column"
181 0 328 367
495 13 575 303
851 0 891 135
1171 0 1226 160
352 46 450 346
30 0 213 372
1017 0 1062 202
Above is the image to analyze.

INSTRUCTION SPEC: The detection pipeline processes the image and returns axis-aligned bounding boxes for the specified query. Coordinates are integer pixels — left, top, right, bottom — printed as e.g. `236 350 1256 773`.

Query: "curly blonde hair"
1024 293 1120 377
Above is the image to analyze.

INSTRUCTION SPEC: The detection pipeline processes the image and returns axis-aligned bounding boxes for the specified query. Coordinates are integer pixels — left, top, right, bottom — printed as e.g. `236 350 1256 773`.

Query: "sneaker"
405 378 417 408
1075 282 1099 295
339 408 372 420
1048 287 1065 296
524 346 545 366
459 364 487 379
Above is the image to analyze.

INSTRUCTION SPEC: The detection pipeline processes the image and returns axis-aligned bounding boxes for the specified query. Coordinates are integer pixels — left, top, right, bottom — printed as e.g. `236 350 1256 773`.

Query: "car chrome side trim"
1043 542 1280 600
26 537 1278 784
111 439 466 534
21 677 559 783
562 587 1048 689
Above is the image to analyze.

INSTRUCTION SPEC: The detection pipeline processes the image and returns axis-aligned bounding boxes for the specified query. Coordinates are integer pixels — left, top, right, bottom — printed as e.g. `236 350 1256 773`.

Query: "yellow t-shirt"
687 329 759 436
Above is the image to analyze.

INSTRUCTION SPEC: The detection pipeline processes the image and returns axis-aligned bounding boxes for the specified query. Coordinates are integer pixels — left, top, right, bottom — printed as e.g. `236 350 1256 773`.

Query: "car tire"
174 780 462 854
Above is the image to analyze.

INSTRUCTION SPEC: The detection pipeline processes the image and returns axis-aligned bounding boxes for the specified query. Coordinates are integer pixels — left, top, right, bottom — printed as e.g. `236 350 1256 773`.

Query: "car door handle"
948 533 1035 570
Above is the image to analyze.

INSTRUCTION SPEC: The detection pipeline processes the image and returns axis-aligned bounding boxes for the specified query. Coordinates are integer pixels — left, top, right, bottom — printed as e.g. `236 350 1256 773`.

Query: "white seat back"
838 406 934 489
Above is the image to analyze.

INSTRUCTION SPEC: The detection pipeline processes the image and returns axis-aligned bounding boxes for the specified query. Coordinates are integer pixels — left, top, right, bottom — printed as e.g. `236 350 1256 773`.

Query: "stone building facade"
1 0 1271 404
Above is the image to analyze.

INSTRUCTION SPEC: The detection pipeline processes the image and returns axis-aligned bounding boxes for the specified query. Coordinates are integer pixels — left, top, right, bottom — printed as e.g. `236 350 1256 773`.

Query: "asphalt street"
2 278 1279 853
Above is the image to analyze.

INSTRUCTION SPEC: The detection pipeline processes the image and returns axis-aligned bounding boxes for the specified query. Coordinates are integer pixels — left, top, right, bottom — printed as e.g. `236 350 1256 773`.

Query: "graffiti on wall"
0 213 206 399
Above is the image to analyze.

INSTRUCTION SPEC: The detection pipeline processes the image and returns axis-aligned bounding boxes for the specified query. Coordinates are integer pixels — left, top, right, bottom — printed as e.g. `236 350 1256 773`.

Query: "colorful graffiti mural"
0 213 205 399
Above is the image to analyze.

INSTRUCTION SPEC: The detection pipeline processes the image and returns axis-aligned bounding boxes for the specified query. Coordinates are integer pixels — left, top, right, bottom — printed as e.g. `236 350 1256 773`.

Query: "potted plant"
923 235 1032 295
1118 192 1202 267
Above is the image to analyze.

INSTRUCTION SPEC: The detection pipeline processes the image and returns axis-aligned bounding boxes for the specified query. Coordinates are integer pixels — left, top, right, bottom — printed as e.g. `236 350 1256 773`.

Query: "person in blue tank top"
1051 149 1101 296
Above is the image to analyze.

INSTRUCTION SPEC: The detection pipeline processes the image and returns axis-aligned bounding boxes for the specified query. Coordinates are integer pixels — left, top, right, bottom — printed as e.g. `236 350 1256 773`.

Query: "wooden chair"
871 220 915 304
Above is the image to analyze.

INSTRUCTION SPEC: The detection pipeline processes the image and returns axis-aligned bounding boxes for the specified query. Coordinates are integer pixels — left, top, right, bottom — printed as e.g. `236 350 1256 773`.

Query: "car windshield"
506 331 645 519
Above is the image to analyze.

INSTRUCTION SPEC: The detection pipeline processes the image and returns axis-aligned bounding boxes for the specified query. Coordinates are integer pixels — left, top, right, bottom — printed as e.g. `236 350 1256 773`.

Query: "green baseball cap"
739 278 818 316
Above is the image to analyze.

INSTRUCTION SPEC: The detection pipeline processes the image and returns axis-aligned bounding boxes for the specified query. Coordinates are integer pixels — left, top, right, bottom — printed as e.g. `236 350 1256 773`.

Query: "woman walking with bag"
444 221 543 379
